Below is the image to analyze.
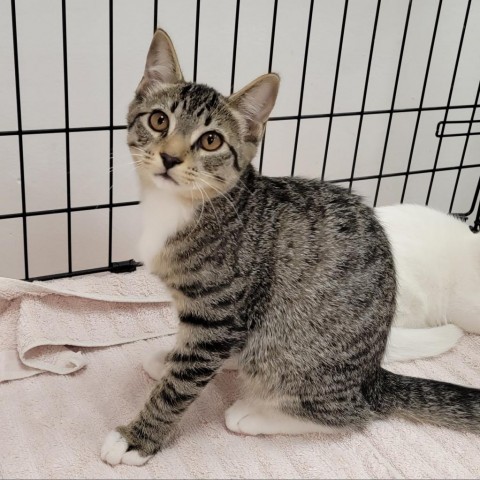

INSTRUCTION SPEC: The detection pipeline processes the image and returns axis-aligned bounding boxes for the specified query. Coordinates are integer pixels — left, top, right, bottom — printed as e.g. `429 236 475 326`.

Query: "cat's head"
127 29 279 199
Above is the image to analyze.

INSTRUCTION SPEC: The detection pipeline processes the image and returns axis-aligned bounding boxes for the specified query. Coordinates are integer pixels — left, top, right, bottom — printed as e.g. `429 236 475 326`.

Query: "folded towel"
0 268 175 383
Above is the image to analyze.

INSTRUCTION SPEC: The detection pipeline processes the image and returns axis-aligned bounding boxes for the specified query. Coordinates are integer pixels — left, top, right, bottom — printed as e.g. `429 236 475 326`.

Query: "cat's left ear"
137 28 184 93
228 73 280 139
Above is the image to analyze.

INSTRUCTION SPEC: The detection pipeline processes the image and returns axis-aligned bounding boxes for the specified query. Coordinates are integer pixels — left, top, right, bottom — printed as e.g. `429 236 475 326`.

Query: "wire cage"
0 0 479 282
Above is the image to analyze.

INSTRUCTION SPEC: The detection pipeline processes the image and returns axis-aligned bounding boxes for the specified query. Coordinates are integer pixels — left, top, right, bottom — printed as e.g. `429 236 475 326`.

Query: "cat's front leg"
101 320 242 466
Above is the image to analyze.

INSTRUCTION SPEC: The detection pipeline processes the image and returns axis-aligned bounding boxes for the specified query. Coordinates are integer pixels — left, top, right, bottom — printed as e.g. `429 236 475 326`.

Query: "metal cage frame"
0 0 479 282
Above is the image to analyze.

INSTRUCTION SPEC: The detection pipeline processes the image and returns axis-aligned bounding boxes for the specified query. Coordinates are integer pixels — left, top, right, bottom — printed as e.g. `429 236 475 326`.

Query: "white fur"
376 204 480 335
138 185 194 271
101 430 152 466
384 325 464 363
225 400 340 436
142 349 169 381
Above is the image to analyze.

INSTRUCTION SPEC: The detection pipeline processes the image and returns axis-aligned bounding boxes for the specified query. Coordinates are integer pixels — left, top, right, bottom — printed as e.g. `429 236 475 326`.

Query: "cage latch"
109 259 140 274
436 120 480 137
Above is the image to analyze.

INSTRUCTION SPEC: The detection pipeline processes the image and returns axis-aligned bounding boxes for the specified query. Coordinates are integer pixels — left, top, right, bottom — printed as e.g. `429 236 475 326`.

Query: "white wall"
0 0 479 279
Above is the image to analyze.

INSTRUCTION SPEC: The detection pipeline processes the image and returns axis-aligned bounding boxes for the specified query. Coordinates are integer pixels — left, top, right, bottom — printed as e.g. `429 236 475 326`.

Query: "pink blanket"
1 333 479 478
0 270 479 478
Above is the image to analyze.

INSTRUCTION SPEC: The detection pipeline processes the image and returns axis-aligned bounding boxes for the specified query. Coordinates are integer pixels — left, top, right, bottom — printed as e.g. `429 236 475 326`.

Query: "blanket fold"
0 269 175 383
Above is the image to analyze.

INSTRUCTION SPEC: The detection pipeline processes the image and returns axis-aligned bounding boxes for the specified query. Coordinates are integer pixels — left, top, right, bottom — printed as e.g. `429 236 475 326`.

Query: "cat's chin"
148 173 183 194
147 174 218 202
149 179 204 204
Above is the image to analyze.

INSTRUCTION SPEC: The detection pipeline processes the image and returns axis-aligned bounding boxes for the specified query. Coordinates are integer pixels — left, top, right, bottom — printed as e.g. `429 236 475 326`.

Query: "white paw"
236 413 267 436
100 430 152 466
225 400 258 434
142 349 169 381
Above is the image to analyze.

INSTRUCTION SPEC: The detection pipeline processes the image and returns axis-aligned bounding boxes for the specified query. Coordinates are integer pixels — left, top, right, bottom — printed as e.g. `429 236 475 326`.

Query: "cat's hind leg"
221 353 239 370
142 349 169 381
143 349 239 381
225 399 340 436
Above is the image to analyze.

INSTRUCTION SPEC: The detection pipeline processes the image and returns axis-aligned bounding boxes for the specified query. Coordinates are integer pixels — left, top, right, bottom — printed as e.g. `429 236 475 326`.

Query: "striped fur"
102 29 480 465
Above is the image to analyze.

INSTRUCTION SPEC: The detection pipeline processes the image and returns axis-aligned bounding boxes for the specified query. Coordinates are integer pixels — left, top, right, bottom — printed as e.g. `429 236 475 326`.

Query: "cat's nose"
161 153 182 170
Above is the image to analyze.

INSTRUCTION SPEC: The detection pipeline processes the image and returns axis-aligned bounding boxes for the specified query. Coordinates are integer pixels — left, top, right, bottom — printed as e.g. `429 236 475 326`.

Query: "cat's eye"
199 132 223 151
149 111 169 132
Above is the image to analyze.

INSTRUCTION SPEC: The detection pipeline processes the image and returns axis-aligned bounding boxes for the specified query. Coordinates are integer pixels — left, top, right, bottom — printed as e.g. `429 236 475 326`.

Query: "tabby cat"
101 29 480 466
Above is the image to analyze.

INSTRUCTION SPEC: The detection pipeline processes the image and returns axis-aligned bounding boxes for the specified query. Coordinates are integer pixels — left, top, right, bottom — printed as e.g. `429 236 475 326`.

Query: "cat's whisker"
113 159 139 166
233 176 254 195
195 171 231 193
189 186 194 210
194 175 243 224
62 156 138 199
197 170 226 184
196 185 222 231
192 182 206 230
129 146 149 155
198 169 253 195
107 151 140 164
207 197 223 231
107 160 140 174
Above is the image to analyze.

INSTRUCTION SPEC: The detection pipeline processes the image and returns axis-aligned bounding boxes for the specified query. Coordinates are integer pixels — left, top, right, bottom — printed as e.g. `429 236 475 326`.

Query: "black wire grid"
1 0 479 282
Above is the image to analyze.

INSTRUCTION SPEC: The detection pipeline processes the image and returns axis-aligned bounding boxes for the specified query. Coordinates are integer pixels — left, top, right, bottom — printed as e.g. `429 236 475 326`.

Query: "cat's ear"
137 29 184 92
228 73 280 139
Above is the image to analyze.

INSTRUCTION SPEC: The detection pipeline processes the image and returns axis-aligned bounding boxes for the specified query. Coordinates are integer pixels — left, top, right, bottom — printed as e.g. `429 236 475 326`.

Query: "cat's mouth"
154 172 178 185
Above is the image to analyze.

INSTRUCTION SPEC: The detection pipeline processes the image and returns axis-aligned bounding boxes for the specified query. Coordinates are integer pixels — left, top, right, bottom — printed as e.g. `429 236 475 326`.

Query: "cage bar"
229 0 241 95
400 0 443 203
193 0 201 82
3 103 480 139
108 0 114 267
349 0 381 192
321 0 349 181
9 0 29 279
373 0 413 206
61 0 72 273
1 0 479 281
448 81 480 213
258 0 278 175
426 0 472 205
290 0 315 177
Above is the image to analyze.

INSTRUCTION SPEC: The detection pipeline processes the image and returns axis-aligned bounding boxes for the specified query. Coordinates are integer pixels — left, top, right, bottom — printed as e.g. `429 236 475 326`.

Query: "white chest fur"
138 187 195 272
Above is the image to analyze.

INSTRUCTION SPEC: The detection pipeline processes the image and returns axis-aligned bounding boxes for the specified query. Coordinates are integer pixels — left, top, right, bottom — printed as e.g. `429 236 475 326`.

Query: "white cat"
378 203 479 363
